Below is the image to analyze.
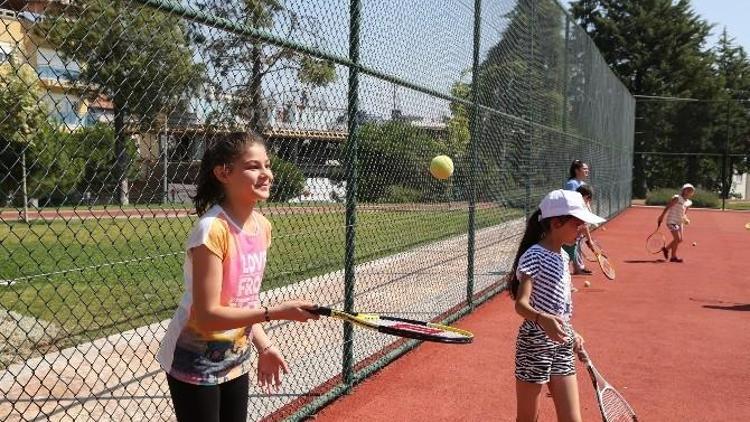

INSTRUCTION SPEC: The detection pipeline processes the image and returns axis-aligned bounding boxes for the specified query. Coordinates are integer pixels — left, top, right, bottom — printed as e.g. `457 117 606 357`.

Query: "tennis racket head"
599 386 639 421
373 315 474 344
579 350 638 422
645 231 666 254
597 253 616 280
311 307 474 344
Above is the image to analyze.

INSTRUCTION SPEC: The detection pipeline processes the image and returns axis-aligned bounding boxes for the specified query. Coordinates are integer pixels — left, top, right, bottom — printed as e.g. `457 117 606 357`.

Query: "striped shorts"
515 320 575 384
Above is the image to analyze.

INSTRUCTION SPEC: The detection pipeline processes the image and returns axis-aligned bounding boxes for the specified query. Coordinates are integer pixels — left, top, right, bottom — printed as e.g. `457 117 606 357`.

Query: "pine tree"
570 0 719 196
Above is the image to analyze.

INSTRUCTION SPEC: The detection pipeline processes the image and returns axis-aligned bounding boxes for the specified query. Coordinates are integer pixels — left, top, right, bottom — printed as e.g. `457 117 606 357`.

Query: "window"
44 93 82 128
36 48 80 83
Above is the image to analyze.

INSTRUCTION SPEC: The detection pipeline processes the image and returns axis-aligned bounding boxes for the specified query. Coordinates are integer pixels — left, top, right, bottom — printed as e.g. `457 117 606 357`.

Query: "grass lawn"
1 206 521 348
725 200 750 211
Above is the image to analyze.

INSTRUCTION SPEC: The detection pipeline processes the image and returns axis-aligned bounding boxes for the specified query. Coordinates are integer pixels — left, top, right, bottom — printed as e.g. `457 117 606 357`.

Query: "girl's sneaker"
670 257 683 263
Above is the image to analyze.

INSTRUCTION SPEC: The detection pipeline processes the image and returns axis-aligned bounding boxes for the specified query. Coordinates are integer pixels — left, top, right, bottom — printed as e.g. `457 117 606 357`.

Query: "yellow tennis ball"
429 155 454 180
584 281 591 288
692 242 697 246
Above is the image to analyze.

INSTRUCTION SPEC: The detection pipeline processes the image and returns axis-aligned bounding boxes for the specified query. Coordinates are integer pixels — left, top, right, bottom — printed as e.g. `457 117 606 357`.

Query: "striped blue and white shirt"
516 244 573 322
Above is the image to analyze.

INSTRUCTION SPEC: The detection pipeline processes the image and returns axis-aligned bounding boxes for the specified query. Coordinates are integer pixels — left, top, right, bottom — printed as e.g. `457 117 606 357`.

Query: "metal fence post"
343 0 361 391
466 0 482 308
525 0 536 217
562 15 570 133
722 99 729 210
22 149 28 223
161 128 169 204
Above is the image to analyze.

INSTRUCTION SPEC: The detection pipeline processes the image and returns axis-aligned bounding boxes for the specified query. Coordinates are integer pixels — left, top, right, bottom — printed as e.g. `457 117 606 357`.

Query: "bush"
73 124 138 203
645 187 720 208
350 121 451 203
270 154 305 202
1 124 137 207
381 185 422 203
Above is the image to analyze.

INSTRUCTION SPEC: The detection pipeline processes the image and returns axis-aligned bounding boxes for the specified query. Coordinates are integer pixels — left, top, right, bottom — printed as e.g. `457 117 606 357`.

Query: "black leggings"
166 373 249 422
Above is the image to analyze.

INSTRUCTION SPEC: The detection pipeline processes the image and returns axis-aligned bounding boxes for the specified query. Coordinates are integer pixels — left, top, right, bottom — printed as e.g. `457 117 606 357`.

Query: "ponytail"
508 209 550 299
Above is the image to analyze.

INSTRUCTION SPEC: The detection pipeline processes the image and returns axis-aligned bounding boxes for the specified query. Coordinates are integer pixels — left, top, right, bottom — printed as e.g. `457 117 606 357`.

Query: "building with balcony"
1 1 114 130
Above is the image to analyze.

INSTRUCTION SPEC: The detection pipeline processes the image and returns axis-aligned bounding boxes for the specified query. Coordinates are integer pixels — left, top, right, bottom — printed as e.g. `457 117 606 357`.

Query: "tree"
41 0 205 205
0 63 99 206
25 126 86 205
474 0 566 125
192 0 337 131
570 0 722 196
446 71 471 156
714 30 750 196
352 121 447 203
469 0 568 205
0 62 49 204
269 153 305 202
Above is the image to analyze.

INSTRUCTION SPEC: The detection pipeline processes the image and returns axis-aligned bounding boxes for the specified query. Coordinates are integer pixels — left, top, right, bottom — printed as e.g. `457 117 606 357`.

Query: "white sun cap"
681 183 695 191
539 189 606 225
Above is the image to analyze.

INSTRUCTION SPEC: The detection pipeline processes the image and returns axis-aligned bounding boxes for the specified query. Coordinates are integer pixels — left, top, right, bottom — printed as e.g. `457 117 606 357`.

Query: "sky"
690 0 750 51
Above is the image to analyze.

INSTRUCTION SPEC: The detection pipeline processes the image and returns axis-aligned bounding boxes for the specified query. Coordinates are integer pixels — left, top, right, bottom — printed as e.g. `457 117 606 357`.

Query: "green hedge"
381 185 422 203
645 187 720 208
270 154 305 202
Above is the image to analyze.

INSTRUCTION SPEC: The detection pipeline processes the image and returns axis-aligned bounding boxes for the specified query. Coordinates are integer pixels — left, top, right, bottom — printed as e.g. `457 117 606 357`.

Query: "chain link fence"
1 0 633 420
633 99 750 206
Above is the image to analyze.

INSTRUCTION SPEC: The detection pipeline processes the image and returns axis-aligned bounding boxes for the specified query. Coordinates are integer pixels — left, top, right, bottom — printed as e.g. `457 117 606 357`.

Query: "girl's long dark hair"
568 159 585 180
508 209 573 299
576 184 593 200
193 131 265 216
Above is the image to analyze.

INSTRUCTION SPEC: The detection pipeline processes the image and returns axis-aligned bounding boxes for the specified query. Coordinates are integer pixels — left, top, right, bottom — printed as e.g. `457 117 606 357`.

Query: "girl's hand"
257 346 289 392
538 314 569 343
271 300 320 322
573 331 585 353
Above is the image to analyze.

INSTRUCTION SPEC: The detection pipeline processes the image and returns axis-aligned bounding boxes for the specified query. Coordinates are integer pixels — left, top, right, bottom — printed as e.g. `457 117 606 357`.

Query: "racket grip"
309 306 332 316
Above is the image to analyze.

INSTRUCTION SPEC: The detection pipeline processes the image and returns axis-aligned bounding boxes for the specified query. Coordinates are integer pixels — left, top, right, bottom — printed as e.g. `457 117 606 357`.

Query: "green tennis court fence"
0 0 633 420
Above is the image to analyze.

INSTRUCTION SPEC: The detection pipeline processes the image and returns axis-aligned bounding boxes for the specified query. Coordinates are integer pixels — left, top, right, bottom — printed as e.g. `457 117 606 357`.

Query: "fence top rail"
635 151 748 157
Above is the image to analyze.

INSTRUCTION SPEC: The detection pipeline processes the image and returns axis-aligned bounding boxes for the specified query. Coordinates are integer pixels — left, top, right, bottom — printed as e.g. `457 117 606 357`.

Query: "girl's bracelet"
260 344 274 354
262 306 270 322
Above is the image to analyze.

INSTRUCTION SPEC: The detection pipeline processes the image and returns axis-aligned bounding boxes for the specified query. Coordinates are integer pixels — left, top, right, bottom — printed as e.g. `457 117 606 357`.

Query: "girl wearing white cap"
657 183 695 262
509 189 606 422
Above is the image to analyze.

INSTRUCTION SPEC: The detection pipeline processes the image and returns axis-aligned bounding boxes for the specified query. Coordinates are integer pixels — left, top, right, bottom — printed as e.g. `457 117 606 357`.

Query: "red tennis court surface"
315 207 750 421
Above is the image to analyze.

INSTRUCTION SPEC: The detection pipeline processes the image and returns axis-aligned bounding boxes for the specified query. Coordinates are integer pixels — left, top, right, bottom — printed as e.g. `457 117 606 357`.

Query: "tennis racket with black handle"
310 306 473 344
578 349 638 422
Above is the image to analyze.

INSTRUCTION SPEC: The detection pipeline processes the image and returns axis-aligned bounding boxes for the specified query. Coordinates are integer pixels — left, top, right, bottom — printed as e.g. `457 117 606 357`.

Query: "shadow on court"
622 259 665 264
703 304 750 312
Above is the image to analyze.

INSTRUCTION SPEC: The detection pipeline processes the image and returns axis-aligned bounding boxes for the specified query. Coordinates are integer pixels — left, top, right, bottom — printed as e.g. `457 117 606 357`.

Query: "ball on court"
692 242 697 246
429 155 454 180
584 281 591 288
